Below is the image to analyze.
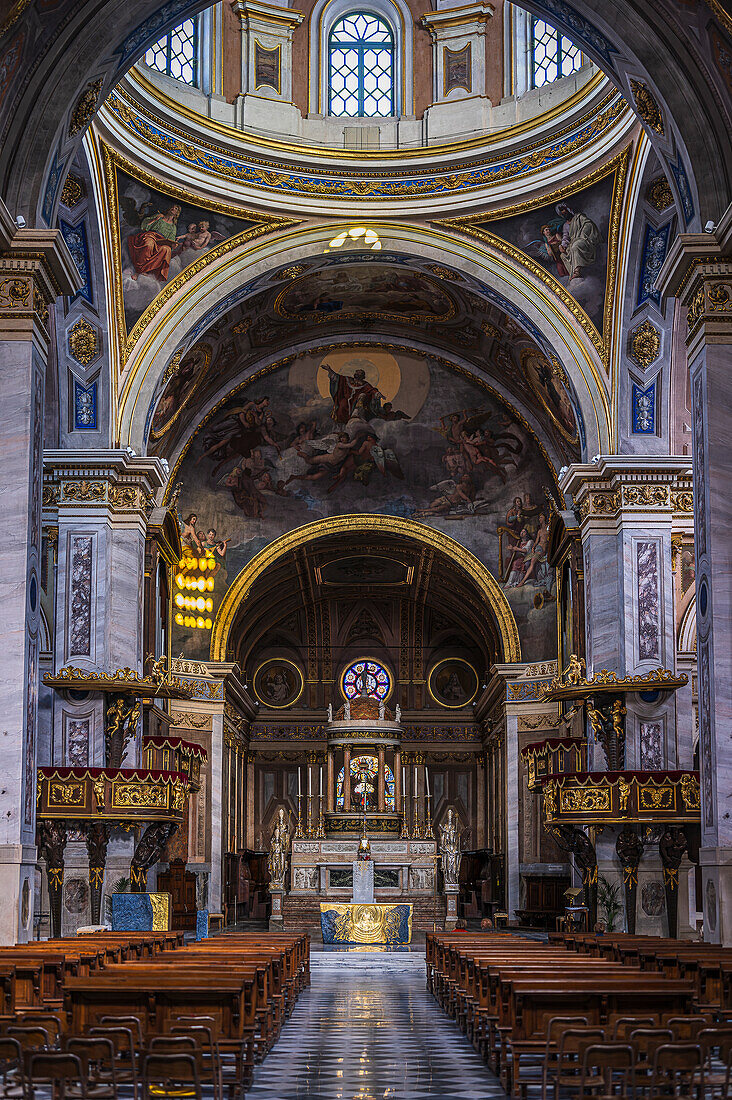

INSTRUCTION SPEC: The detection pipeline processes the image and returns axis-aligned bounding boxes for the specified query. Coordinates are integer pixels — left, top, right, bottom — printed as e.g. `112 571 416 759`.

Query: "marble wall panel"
636 539 661 661
68 534 93 658
640 720 663 770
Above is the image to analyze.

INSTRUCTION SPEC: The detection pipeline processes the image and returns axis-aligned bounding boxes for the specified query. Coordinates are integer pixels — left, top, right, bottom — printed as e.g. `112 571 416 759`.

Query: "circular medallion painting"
340 658 392 702
253 659 304 709
428 657 479 708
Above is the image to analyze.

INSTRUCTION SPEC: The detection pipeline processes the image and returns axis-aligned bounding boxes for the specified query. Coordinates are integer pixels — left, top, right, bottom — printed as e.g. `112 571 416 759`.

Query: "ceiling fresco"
146 252 585 465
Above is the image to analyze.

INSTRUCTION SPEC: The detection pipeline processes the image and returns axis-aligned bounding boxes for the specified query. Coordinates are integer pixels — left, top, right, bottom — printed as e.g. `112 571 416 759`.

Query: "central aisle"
248 949 505 1099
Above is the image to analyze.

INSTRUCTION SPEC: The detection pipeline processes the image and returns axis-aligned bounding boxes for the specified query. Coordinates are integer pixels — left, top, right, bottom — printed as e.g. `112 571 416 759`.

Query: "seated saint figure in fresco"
126 203 181 282
555 202 600 282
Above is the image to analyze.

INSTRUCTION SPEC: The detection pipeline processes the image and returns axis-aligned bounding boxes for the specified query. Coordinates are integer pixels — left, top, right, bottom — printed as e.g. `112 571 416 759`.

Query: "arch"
0 1 728 227
678 589 697 654
116 221 611 457
309 0 413 117
210 514 522 663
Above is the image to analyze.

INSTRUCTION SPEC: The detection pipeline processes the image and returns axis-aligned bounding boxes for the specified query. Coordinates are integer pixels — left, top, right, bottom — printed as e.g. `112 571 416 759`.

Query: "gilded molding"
629 79 665 135
68 317 99 366
210 515 521 664
645 176 673 211
69 79 104 136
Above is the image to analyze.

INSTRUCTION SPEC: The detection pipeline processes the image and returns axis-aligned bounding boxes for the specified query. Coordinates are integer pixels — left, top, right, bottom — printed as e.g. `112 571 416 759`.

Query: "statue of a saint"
395 704 401 723
378 700 385 720
268 821 287 889
439 808 462 885
327 703 333 722
344 700 351 720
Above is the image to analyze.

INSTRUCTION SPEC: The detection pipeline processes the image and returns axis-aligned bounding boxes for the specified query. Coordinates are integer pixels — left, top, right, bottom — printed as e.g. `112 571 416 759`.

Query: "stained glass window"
341 658 391 701
328 13 395 117
145 18 199 87
531 18 582 88
336 755 396 810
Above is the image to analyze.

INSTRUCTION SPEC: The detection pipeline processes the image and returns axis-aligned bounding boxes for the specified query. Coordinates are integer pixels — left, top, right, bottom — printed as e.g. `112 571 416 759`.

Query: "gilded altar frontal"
0 0 730 1094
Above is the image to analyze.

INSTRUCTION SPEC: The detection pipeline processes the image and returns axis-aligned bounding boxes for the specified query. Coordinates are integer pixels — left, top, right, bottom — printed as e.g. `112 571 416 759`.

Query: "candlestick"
414 765 417 790
315 795 326 839
294 795 304 838
424 793 434 838
400 800 410 839
412 792 421 840
306 791 313 838
425 769 430 798
297 767 301 799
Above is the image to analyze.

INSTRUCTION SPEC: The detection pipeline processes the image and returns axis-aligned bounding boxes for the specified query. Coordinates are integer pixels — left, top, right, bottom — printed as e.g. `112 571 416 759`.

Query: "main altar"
282 675 444 931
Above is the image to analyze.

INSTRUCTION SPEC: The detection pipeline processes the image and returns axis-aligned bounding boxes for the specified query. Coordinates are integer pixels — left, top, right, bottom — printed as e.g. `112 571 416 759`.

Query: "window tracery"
341 658 392 701
530 18 582 88
145 18 200 87
328 12 395 117
336 756 396 811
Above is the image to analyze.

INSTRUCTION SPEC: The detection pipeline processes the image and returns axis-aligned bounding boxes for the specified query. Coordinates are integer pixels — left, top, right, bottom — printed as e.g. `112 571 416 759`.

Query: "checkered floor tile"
248 950 507 1099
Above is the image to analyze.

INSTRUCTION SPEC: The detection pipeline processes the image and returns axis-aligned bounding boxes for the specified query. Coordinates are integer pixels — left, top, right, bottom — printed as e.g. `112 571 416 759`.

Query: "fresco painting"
172 348 560 663
116 168 259 334
482 173 616 333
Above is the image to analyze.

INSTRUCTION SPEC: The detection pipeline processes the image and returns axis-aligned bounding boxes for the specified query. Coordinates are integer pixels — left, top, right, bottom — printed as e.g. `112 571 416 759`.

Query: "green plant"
597 874 622 932
103 875 131 922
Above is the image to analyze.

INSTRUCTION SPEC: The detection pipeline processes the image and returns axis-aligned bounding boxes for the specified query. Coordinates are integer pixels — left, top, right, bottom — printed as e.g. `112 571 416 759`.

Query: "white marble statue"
327 703 333 722
395 704 401 722
378 700 385 719
344 700 351 719
439 807 462 885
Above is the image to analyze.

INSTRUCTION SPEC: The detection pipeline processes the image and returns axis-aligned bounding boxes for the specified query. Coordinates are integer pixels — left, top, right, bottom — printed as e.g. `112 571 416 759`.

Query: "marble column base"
699 846 732 946
0 845 37 944
444 885 459 930
269 888 285 930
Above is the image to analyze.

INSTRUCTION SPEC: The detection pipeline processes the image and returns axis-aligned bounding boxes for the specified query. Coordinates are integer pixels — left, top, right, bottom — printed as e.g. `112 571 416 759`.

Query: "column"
343 745 351 812
377 747 385 813
246 752 255 850
231 0 303 133
327 747 335 814
44 452 167 770
394 749 402 813
561 458 692 772
476 751 486 849
659 226 732 944
0 205 78 944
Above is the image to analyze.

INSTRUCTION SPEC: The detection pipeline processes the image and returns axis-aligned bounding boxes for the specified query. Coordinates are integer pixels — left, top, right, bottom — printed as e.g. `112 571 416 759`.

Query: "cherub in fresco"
380 402 410 421
349 430 404 488
174 219 224 255
287 420 318 448
442 446 470 480
284 433 363 487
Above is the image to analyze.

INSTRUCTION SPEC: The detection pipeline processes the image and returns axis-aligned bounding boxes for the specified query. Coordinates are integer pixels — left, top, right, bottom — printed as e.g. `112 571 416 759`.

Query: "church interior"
0 0 730 1095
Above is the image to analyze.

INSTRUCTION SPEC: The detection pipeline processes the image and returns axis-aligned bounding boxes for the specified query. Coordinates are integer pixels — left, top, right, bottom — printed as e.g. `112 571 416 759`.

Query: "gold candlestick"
400 799 410 839
294 796 305 839
306 794 314 838
424 794 434 838
315 795 326 839
412 794 421 839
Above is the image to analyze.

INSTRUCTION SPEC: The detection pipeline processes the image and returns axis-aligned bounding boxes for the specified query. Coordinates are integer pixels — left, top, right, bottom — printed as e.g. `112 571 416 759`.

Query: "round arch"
0 1 728 228
118 220 612 456
209 514 522 663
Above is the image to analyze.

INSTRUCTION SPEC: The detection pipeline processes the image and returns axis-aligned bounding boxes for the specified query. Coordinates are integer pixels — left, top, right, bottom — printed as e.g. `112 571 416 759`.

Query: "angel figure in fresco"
174 220 225 254
225 465 267 517
180 512 204 554
121 199 182 282
416 474 476 517
517 511 550 586
503 528 533 587
198 397 282 476
284 433 363 488
326 365 384 423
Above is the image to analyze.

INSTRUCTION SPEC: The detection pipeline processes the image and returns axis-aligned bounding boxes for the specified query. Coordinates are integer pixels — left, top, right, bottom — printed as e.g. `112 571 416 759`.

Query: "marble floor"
248 949 507 1100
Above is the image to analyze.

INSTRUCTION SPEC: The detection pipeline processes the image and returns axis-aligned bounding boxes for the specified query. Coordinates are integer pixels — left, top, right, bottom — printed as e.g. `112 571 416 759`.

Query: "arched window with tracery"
145 18 200 87
328 12 395 117
530 17 582 88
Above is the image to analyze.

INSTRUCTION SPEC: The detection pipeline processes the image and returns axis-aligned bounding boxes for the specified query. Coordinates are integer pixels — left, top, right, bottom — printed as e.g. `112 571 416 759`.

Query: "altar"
320 902 413 944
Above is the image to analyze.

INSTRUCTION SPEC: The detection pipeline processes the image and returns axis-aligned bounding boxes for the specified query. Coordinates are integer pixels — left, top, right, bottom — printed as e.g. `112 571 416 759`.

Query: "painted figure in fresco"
263 669 291 704
442 672 465 702
180 513 203 554
287 420 318 447
285 433 363 488
504 528 533 587
201 529 229 576
556 202 600 281
198 397 282 475
326 365 384 423
538 224 570 277
225 465 267 517
417 474 476 517
518 511 550 586
125 203 182 282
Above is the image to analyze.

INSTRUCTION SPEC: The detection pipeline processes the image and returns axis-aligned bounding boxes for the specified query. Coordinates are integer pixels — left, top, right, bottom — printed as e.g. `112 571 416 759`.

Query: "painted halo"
428 657 479 708
252 658 304 709
340 657 393 702
149 342 212 440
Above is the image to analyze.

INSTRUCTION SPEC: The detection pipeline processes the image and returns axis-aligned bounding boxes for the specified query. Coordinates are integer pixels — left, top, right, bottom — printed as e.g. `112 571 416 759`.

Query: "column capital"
657 204 732 356
43 449 168 523
0 199 81 346
560 456 693 526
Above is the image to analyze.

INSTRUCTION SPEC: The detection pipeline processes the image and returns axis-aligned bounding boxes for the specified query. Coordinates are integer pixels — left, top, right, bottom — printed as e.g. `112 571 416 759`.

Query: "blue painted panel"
632 381 656 434
60 219 93 305
637 223 670 307
73 379 97 430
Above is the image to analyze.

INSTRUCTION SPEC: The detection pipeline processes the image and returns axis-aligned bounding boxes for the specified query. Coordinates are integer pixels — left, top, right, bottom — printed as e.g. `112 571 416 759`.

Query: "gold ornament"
646 176 673 211
629 319 661 367
629 79 665 135
68 317 98 366
69 79 104 136
61 174 84 208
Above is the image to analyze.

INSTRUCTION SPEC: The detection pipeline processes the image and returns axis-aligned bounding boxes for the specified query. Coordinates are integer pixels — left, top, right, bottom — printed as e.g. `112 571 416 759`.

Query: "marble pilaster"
0 201 79 943
658 211 732 943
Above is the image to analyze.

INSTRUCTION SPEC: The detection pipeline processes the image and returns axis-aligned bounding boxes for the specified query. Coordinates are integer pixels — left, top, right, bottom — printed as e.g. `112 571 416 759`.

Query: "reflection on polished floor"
248 950 506 1100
